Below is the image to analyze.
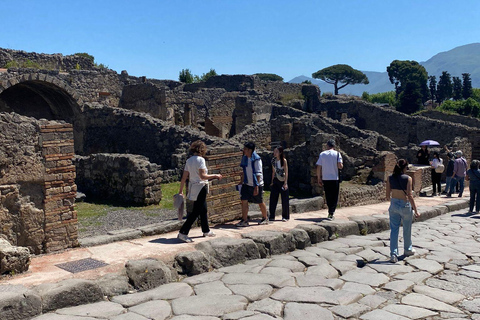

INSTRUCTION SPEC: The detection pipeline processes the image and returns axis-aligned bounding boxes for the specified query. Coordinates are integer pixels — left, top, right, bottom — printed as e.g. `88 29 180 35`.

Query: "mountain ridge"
289 43 480 95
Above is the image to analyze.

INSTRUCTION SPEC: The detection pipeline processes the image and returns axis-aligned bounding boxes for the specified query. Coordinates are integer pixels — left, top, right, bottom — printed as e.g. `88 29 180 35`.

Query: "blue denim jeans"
445 176 452 194
389 198 413 257
448 175 465 195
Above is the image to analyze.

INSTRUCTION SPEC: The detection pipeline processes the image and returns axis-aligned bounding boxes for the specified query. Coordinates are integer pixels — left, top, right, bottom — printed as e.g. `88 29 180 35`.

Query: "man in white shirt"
316 139 343 220
236 142 269 227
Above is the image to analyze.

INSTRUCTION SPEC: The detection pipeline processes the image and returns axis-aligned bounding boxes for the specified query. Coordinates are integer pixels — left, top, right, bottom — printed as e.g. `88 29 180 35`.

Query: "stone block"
195 237 260 267
289 228 312 249
295 224 329 244
347 215 389 235
289 196 324 213
34 279 103 312
0 239 31 275
174 250 214 276
317 220 359 239
0 285 42 320
95 273 132 297
125 258 175 291
242 230 296 256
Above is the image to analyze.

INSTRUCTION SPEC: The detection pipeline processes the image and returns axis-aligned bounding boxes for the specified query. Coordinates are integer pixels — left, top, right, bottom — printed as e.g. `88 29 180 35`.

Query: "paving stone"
266 258 306 272
236 314 276 320
330 260 357 275
360 309 410 320
271 287 362 305
284 302 334 320
182 272 224 285
304 263 339 278
288 250 318 258
435 273 480 296
382 304 437 319
296 256 330 266
128 300 171 320
459 269 480 279
394 271 432 284
171 295 247 317
340 270 390 287
217 264 262 274
358 295 387 309
341 282 376 295
244 259 272 266
315 240 349 250
413 285 465 304
401 293 463 313
31 314 98 320
112 282 193 308
221 273 295 288
270 253 298 261
462 264 480 273
194 280 232 296
247 298 283 317
367 263 415 276
259 266 292 275
425 278 479 297
406 258 444 274
294 275 343 289
167 316 220 320
335 237 385 248
460 298 480 313
55 301 125 318
110 312 149 320
330 303 371 318
355 248 386 261
223 310 255 320
383 280 414 293
227 284 273 302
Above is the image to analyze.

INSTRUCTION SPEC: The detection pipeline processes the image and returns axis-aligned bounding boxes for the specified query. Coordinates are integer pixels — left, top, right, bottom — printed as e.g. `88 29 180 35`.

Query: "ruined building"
0 48 478 254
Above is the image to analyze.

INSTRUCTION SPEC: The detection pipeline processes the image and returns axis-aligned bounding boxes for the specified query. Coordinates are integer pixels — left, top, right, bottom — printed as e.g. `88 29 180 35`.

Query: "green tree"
437 71 453 103
362 91 396 106
254 73 284 81
200 68 218 82
302 80 312 84
462 73 473 100
387 60 428 101
428 75 437 105
179 68 194 83
398 81 423 114
452 76 463 101
312 64 369 95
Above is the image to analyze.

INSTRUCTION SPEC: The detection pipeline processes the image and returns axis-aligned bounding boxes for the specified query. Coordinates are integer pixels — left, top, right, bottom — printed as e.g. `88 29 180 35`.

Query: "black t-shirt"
417 149 429 165
389 174 409 191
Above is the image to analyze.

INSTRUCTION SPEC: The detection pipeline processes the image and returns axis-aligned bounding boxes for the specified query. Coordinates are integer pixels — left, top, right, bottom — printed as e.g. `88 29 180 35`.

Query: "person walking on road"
236 142 269 227
466 159 480 214
316 139 343 220
447 150 467 197
269 146 290 222
430 152 443 196
177 140 222 243
386 159 420 263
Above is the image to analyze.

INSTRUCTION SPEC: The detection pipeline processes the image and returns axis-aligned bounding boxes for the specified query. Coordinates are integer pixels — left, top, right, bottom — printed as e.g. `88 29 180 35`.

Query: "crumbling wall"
0 113 77 253
75 154 164 205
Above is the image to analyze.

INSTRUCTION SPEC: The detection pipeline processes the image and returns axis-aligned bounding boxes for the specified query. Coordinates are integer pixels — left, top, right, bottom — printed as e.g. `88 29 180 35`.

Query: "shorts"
240 184 264 204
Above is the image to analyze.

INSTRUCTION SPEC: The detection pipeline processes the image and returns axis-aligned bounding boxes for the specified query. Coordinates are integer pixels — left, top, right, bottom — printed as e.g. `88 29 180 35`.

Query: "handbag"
435 163 445 174
337 152 343 183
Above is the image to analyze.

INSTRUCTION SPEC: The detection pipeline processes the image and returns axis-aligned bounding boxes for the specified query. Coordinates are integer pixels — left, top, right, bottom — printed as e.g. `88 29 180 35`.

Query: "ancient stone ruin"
0 48 479 264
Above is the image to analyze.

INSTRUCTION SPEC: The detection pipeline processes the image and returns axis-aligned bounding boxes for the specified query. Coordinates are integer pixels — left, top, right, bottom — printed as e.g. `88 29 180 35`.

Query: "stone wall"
0 48 95 71
0 113 77 253
74 154 164 206
420 110 480 129
231 120 271 151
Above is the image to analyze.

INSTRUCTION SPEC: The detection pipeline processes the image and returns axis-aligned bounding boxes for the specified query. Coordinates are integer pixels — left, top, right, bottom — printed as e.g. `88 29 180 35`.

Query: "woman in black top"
416 146 430 165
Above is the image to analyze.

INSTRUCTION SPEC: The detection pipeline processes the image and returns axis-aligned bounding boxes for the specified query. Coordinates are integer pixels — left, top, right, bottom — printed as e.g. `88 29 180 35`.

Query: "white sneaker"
390 255 398 263
236 220 249 227
203 231 216 237
177 233 193 243
282 218 289 222
258 218 269 225
404 248 416 257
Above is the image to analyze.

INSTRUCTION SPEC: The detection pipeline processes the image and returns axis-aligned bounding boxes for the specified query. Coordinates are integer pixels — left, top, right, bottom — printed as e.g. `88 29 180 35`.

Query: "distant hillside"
289 43 480 95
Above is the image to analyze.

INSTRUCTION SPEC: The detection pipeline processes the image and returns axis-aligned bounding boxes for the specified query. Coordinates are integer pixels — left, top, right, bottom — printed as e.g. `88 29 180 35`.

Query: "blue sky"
2 1 479 82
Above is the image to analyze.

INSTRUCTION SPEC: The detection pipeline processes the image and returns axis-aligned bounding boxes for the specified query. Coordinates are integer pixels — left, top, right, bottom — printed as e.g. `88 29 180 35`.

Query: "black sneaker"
327 213 334 220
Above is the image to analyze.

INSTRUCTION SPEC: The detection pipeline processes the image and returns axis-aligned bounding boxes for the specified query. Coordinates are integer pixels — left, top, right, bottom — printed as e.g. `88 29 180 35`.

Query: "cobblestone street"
31 208 480 320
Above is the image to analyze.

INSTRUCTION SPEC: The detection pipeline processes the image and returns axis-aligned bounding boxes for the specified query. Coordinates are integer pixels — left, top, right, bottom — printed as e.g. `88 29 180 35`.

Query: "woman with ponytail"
385 159 420 263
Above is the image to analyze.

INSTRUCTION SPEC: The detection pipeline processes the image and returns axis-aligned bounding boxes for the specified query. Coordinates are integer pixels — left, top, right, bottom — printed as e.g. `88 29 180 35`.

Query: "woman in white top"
269 147 290 221
177 140 222 243
430 151 443 196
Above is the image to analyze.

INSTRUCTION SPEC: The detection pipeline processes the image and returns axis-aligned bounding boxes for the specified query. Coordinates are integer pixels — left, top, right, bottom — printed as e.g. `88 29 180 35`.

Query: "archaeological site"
1 47 479 263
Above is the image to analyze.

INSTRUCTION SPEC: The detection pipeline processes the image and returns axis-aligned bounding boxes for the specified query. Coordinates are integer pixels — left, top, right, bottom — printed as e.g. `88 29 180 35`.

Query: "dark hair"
393 159 409 176
471 159 479 170
244 141 256 152
433 151 440 159
276 147 285 167
327 139 336 148
447 152 454 158
190 140 207 156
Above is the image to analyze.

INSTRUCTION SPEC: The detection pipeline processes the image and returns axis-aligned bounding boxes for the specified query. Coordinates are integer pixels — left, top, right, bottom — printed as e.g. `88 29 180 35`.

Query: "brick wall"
41 123 78 253
205 146 243 223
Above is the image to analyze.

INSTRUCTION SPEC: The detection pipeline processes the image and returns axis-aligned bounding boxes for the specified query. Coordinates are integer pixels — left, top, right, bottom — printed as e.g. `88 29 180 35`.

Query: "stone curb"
11 198 468 320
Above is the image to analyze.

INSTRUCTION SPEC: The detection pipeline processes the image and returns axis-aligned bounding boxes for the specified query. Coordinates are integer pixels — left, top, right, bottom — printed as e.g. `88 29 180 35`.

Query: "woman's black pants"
179 186 210 235
431 170 441 194
269 178 290 220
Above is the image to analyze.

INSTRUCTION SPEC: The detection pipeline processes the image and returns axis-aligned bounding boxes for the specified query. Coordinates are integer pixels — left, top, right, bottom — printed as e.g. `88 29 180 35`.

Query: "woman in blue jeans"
466 159 480 214
385 159 420 263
